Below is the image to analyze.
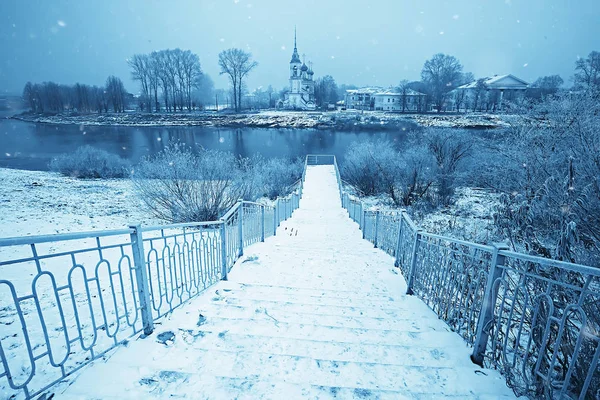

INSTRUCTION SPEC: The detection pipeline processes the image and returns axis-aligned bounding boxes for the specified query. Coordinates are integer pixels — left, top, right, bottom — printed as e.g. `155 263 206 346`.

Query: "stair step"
178 316 465 348
179 330 470 368
223 282 396 300
102 345 511 396
212 287 420 310
197 303 451 332
204 295 422 320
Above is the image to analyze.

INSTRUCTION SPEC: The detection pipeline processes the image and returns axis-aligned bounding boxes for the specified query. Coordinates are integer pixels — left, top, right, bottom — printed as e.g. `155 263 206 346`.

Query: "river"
0 114 410 171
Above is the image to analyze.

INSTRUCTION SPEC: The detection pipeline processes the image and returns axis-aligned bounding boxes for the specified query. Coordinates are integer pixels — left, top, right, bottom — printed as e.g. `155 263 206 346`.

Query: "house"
373 88 426 112
452 74 529 112
344 87 383 110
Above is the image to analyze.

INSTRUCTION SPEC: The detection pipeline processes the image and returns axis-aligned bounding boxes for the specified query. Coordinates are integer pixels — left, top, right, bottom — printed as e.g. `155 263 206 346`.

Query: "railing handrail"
0 228 135 247
498 249 600 276
242 200 275 209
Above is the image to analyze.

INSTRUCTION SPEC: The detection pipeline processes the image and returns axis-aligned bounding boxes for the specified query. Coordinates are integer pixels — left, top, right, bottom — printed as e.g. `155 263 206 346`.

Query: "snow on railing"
338 176 600 399
0 185 303 399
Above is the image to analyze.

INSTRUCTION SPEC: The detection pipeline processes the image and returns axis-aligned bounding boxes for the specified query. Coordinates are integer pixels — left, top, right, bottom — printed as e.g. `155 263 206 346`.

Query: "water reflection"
0 119 410 171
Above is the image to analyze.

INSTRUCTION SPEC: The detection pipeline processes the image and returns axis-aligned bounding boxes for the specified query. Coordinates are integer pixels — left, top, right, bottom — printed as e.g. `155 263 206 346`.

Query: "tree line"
22 76 128 113
128 49 203 112
320 50 599 113
21 45 599 114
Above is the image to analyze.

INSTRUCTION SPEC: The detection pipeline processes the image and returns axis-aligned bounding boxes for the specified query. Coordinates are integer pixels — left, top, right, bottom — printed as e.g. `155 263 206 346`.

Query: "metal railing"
0 187 303 399
339 178 600 399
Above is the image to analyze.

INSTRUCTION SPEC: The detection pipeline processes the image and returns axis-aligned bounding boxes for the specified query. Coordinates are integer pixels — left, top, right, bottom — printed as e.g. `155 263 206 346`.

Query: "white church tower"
284 28 316 110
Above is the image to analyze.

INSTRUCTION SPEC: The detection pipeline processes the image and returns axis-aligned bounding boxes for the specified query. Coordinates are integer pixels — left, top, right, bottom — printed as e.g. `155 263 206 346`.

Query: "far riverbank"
11 110 513 130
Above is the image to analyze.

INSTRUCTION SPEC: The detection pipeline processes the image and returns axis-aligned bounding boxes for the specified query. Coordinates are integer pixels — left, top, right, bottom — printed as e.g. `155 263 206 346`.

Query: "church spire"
290 26 301 64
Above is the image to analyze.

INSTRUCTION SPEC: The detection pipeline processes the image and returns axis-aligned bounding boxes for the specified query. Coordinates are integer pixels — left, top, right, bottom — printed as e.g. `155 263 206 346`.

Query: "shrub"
425 129 473 206
49 145 130 178
259 157 303 199
342 140 399 196
132 145 241 223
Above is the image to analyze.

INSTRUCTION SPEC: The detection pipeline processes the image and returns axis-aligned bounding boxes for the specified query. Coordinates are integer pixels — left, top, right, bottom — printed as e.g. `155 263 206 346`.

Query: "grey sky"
1 0 598 95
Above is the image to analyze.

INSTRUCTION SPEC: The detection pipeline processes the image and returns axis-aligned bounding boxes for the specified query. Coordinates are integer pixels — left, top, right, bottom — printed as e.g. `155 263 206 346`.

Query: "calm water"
0 116 410 171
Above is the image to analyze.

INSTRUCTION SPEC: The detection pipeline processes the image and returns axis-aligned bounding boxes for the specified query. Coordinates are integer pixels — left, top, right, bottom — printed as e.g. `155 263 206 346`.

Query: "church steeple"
290 26 301 64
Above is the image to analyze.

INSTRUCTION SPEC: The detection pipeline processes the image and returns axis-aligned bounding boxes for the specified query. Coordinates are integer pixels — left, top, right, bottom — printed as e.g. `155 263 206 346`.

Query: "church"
283 29 316 110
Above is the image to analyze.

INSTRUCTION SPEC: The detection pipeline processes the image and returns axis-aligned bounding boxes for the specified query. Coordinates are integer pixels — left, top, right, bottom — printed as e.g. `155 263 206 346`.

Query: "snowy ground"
40 165 515 399
0 168 161 238
13 110 513 130
356 187 500 245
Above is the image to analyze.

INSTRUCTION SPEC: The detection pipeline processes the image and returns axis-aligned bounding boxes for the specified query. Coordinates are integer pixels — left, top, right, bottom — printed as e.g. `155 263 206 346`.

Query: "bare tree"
266 85 274 108
527 74 564 101
397 80 410 113
314 75 338 108
218 48 258 112
574 50 600 93
421 53 464 112
22 82 36 112
453 72 474 112
105 76 127 112
427 131 472 206
128 54 151 111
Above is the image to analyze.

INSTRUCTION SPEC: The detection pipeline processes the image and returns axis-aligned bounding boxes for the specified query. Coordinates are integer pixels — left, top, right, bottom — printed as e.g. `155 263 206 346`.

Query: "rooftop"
457 74 529 89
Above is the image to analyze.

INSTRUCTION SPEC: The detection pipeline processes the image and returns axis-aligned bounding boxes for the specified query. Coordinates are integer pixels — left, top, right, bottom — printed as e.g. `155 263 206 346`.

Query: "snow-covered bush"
483 92 600 397
132 146 242 222
49 145 130 178
341 134 472 208
425 130 473 206
131 147 301 223
258 157 303 199
490 92 600 266
341 140 399 196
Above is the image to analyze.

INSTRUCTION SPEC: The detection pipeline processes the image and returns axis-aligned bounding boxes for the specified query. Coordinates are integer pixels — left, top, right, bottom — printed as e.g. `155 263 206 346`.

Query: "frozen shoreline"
11 110 512 130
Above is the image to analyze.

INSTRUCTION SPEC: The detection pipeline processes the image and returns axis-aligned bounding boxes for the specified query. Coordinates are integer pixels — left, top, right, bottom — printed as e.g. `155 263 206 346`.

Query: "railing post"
260 205 265 242
359 203 364 229
277 199 281 226
406 229 422 295
273 201 278 235
220 221 228 281
237 200 243 257
129 224 154 335
362 210 367 239
394 212 405 267
471 244 509 366
374 211 380 248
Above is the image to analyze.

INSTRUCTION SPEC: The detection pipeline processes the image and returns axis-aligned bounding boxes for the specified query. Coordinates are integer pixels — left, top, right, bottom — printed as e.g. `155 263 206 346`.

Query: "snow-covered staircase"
59 166 514 399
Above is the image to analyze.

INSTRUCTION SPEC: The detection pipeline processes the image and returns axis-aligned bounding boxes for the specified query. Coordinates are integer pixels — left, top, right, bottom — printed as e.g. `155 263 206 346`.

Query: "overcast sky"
1 0 598 95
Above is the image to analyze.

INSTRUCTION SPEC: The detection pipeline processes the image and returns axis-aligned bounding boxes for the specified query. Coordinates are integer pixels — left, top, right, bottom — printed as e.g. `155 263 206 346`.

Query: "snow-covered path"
59 165 514 399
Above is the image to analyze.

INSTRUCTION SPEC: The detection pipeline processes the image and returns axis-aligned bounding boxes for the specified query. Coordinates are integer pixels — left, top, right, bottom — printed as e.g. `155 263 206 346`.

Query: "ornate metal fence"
338 167 600 399
0 189 302 399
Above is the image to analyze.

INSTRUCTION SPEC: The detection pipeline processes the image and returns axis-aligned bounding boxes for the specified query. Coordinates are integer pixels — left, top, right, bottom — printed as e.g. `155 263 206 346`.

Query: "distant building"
452 74 529 111
344 87 383 110
283 29 316 110
373 88 426 112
